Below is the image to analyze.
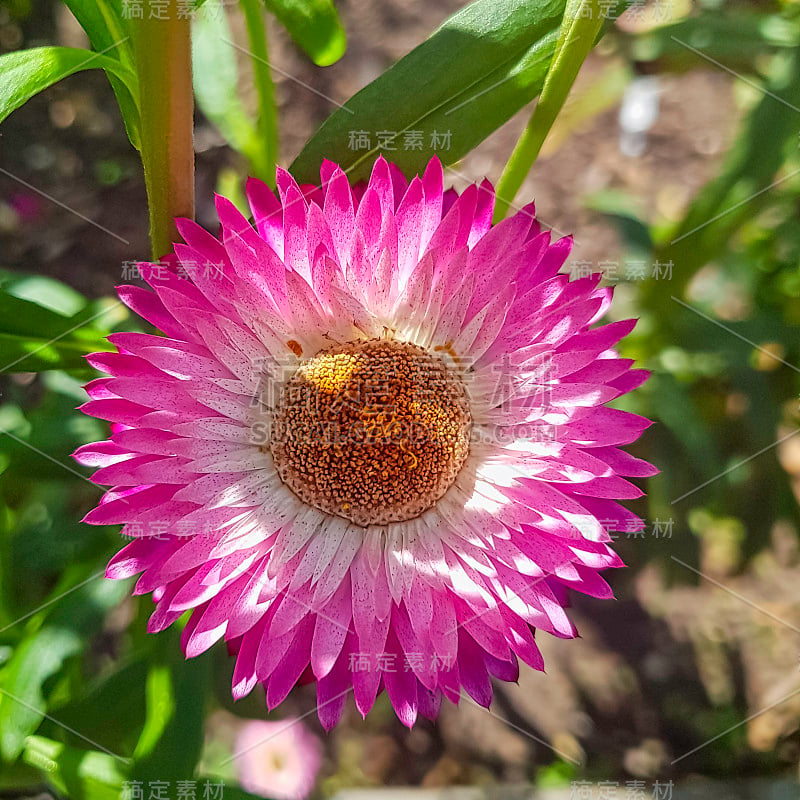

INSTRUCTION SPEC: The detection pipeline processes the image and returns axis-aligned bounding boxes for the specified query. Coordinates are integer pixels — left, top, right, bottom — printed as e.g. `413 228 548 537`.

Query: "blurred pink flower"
235 719 322 800
9 191 44 222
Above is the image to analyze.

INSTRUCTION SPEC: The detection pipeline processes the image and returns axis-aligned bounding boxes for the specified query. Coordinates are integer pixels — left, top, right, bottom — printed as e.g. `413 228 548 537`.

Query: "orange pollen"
268 339 472 526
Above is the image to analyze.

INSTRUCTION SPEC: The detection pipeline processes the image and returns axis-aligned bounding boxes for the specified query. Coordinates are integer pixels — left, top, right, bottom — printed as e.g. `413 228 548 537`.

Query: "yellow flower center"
269 339 471 527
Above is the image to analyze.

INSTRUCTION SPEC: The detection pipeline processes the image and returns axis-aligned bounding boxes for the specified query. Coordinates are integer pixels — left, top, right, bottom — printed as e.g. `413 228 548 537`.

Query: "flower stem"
240 0 279 186
131 2 195 260
494 0 604 222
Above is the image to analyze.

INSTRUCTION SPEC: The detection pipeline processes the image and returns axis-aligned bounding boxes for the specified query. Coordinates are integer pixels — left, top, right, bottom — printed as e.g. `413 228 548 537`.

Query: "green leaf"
0 271 89 317
626 11 799 73
584 189 654 253
192 1 259 159
54 660 148 757
290 0 566 182
0 288 114 374
0 628 81 760
651 47 800 300
59 1 142 147
0 373 109 486
61 0 132 63
0 576 126 760
133 665 176 762
132 631 210 784
263 0 346 67
23 736 127 800
0 47 139 146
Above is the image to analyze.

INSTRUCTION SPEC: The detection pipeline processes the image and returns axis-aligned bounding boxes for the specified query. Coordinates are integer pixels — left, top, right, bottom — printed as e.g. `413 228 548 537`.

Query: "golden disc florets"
269 339 471 526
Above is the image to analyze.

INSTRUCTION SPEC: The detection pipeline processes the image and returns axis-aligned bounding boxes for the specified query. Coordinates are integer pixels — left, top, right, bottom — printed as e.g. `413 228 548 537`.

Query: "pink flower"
76 156 655 729
234 719 322 800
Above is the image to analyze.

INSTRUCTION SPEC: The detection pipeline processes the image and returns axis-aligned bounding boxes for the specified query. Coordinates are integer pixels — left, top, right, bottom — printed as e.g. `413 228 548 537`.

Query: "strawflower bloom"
76 156 655 729
234 719 322 800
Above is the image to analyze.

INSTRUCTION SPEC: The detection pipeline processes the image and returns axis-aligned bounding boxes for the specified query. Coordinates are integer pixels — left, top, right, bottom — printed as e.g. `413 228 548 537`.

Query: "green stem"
494 113 549 222
494 0 604 222
131 3 195 259
240 0 279 185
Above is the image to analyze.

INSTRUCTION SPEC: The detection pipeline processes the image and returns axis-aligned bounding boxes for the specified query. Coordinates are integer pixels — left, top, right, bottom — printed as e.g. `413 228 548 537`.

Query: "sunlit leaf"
291 0 567 182
0 271 88 317
263 0 346 66
0 47 139 147
58 0 141 146
23 736 127 800
61 0 132 64
0 628 81 760
0 289 114 374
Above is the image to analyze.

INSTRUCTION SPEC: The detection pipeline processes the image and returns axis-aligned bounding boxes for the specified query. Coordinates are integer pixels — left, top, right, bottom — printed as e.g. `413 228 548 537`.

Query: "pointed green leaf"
59 1 142 147
291 0 566 182
0 47 139 146
61 0 132 64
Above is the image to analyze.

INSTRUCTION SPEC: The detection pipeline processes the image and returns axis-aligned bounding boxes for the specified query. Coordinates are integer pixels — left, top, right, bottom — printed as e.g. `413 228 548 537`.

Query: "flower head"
76 156 655 729
235 719 322 800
